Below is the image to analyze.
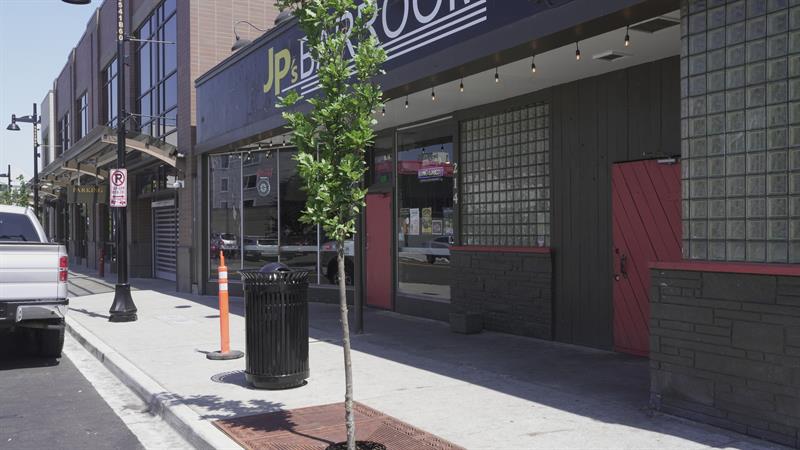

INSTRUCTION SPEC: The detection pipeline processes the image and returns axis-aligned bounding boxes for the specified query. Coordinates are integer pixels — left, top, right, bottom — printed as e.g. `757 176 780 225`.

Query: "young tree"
275 1 385 449
0 175 30 207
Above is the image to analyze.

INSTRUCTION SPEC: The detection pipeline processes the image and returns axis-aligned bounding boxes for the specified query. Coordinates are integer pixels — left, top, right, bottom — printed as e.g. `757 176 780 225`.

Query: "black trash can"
240 266 309 389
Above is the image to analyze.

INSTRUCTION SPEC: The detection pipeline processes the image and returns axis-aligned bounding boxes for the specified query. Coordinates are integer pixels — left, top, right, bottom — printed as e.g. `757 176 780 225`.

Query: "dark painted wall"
650 268 800 448
550 56 680 348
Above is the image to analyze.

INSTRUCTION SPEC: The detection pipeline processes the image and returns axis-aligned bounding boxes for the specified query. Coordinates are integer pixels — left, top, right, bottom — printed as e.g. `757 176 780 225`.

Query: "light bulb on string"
381 106 385 116
495 67 500 83
624 25 630 47
575 41 581 61
431 87 436 101
405 96 409 109
531 54 537 74
459 78 464 93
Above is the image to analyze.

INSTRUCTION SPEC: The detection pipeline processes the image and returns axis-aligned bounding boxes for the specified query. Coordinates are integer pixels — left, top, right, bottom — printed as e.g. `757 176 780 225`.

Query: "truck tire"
37 327 64 358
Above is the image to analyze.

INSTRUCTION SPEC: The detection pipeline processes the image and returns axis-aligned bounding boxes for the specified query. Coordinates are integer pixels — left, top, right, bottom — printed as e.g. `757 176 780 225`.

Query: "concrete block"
702 272 777 303
449 312 483 334
652 303 714 324
732 320 785 352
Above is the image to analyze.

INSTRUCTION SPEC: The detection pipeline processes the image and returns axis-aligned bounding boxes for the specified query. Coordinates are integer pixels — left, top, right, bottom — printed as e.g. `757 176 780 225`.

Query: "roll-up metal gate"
152 199 177 281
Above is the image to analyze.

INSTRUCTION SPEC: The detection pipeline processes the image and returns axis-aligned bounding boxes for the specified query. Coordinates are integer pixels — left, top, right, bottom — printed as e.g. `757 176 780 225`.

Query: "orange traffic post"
207 251 244 360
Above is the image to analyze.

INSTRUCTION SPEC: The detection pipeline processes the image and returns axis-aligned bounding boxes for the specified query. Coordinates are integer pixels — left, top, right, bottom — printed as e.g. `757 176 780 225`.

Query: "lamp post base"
207 350 244 360
109 283 137 322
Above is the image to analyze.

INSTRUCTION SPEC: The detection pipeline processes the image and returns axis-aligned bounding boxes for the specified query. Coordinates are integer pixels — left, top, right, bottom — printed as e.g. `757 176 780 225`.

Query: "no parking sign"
110 169 127 207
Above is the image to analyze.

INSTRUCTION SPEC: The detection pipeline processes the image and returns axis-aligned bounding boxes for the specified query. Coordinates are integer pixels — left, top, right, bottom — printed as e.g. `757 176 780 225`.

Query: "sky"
0 0 97 185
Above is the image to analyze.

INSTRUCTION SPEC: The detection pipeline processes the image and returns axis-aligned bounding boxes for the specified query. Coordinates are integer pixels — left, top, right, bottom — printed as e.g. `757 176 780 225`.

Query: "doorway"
366 192 392 309
611 159 681 356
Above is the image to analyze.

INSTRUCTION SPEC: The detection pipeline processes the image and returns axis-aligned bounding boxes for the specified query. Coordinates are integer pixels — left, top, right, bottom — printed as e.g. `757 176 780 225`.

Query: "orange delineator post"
207 251 243 360
218 252 230 353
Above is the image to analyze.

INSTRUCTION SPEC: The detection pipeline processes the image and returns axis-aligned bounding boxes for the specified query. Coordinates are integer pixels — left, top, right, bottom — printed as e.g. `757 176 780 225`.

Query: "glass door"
396 121 456 301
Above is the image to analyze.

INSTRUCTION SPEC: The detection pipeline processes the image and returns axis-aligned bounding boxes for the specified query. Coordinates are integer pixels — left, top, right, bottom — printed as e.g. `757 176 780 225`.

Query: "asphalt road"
0 330 143 450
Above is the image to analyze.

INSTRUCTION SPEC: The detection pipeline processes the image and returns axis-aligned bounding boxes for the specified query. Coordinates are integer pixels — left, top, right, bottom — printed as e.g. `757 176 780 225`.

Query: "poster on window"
432 219 443 235
409 208 420 235
421 208 433 234
400 208 410 235
443 208 454 236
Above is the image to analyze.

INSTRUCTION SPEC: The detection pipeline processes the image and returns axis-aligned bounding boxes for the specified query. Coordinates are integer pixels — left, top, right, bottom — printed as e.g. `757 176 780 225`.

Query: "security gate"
152 199 178 281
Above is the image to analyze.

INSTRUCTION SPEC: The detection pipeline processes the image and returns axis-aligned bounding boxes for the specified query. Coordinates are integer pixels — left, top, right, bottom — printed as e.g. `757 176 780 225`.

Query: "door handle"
620 253 628 278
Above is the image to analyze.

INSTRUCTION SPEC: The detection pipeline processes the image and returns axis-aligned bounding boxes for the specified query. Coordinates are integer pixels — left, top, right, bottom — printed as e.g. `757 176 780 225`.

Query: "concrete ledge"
65 317 237 450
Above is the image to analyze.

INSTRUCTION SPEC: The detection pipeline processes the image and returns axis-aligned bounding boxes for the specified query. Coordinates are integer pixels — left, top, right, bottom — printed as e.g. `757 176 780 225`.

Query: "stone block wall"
650 267 800 448
450 248 552 339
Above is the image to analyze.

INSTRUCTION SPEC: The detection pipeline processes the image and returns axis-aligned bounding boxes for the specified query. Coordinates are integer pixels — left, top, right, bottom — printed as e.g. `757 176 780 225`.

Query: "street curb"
65 317 240 450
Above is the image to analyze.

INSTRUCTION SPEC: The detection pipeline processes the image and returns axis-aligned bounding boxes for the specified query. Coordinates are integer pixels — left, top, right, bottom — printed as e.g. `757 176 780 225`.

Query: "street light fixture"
231 20 266 52
63 0 137 322
6 106 41 219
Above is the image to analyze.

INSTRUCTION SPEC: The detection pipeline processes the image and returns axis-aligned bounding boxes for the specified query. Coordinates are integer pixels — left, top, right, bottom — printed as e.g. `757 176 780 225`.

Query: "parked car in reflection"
244 236 278 261
424 235 453 264
320 239 354 285
211 232 239 258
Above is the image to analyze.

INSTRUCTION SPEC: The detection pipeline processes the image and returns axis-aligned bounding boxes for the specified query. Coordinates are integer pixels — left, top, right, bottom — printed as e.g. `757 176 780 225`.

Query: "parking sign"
110 169 127 207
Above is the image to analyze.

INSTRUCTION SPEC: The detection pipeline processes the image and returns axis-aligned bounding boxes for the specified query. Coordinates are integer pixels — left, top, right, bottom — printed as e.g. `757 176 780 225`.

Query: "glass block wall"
460 103 551 247
682 0 800 263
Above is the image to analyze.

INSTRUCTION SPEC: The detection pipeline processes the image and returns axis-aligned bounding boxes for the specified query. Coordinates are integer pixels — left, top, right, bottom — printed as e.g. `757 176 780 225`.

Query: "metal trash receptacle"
240 265 309 389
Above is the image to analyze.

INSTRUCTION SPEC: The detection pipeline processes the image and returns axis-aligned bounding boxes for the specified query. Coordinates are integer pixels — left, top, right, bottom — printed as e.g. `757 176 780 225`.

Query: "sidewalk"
65 270 788 449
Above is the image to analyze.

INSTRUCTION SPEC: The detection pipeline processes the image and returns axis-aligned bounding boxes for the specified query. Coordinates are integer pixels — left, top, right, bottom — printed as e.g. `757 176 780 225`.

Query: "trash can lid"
259 262 291 273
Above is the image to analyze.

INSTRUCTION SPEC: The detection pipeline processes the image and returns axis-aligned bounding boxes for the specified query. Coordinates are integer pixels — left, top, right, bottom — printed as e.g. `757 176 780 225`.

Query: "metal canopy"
39 126 177 182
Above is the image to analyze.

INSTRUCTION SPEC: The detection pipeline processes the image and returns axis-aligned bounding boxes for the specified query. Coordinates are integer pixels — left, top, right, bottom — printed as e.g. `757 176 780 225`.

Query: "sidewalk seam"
65 317 240 450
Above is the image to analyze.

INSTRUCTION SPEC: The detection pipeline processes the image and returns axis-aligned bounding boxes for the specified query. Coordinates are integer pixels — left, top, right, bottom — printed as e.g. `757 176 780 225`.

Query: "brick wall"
450 249 552 339
650 267 800 448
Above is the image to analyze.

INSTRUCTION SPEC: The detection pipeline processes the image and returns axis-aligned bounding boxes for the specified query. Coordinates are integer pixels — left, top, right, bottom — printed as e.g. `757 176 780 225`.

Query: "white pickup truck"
0 205 69 357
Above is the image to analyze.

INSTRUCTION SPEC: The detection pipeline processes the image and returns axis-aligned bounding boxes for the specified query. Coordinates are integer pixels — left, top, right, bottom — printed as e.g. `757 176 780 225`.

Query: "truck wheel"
37 327 64 358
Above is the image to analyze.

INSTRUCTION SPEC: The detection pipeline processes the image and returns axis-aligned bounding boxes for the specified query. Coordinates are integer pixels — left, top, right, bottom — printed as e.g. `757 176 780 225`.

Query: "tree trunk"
337 242 356 450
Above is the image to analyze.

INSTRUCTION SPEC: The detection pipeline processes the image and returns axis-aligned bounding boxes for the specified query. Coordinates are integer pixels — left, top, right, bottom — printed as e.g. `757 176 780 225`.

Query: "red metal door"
612 160 681 356
366 193 392 309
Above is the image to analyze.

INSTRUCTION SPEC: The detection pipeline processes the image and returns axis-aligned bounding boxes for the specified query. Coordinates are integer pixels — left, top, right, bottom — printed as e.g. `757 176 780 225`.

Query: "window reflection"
279 151 318 277
210 155 242 277
242 151 279 270
396 128 455 300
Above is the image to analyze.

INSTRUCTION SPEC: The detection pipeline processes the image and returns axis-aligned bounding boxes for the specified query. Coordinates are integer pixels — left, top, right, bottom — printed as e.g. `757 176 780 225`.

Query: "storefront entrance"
611 159 681 356
152 199 178 281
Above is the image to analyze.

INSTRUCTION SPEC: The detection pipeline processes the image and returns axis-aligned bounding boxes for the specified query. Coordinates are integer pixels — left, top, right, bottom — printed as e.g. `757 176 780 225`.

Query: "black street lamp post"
62 0 137 322
6 104 41 219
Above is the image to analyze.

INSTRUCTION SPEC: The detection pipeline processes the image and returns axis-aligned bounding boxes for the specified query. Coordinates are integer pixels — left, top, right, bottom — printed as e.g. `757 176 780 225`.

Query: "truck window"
0 213 41 242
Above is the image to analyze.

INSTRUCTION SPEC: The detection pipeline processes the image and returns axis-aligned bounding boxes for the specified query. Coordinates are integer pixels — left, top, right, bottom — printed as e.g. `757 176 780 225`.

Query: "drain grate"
214 401 465 450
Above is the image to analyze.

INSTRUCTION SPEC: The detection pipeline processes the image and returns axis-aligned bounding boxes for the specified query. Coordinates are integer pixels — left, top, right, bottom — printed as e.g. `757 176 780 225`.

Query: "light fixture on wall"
495 67 500 83
459 78 464 92
531 54 537 73
575 41 581 61
624 25 630 47
405 96 409 109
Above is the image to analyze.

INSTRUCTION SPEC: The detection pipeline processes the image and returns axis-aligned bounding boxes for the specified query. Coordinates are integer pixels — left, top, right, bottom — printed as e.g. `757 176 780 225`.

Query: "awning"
39 126 177 185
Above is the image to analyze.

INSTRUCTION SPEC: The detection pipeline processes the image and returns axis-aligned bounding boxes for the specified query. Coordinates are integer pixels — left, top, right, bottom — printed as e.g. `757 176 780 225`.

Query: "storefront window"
242 150 279 271
210 155 242 277
278 151 318 275
396 125 455 300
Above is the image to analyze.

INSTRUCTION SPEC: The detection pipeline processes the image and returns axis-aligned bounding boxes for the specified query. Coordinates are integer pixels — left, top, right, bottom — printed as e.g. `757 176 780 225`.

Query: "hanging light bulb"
381 106 386 116
531 54 537 74
575 41 581 61
405 96 409 109
459 78 464 92
431 86 436 101
624 25 630 47
495 67 500 83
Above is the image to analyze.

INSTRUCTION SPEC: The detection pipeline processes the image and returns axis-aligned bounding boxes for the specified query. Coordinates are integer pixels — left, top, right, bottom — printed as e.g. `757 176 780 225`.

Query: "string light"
405 96 409 109
431 86 436 101
495 67 500 83
624 25 630 47
381 106 385 116
531 54 537 74
575 41 581 61
459 78 464 93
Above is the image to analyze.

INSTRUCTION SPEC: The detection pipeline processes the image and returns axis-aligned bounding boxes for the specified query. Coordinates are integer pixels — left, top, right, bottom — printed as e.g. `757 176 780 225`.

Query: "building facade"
193 0 800 446
38 0 280 292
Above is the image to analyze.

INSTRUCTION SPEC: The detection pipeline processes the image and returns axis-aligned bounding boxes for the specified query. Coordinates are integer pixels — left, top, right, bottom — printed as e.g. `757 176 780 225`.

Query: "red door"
366 193 392 309
612 160 681 356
